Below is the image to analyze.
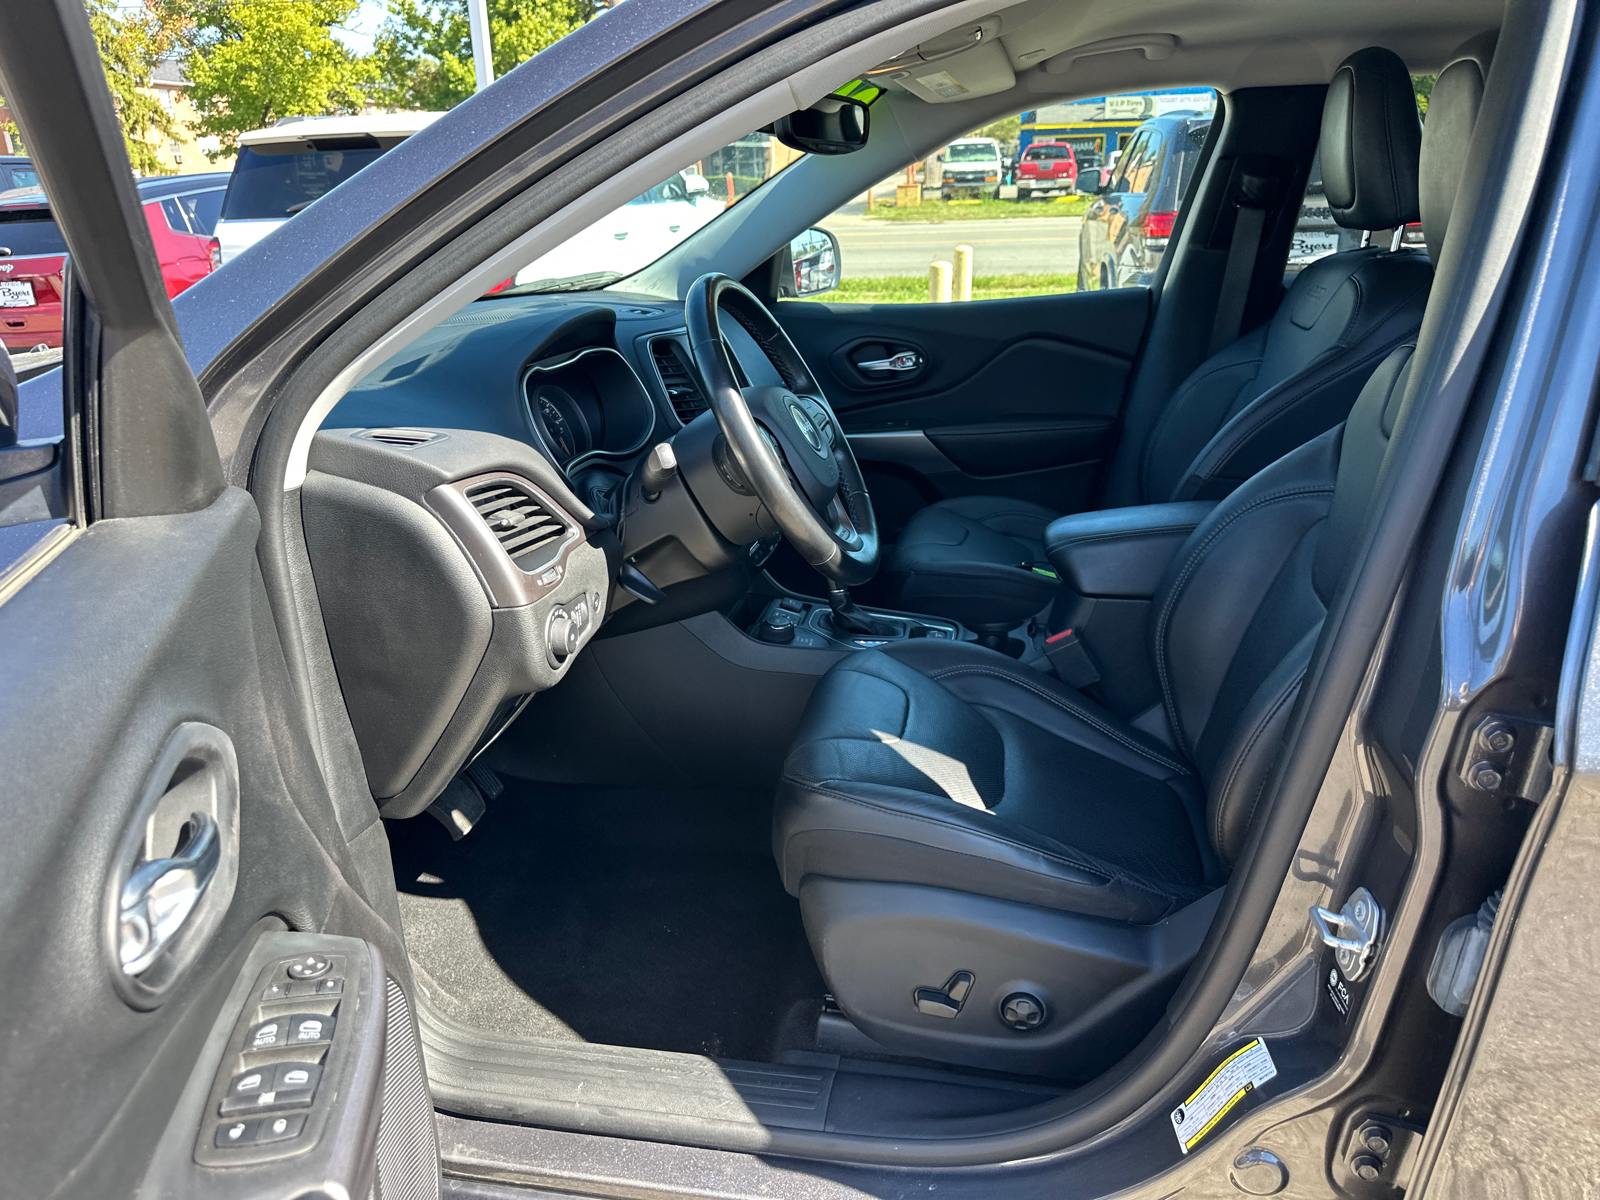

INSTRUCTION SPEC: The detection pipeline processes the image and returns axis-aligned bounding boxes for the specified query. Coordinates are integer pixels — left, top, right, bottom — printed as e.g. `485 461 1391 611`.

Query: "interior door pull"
120 812 221 975
857 351 922 372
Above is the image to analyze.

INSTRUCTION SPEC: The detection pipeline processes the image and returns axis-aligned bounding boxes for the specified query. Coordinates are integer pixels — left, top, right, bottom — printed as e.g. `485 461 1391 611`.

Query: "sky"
332 0 390 55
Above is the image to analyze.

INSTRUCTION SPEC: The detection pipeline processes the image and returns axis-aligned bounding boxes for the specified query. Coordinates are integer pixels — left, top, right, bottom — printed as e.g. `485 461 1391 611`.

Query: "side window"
8 167 39 190
814 88 1216 303
159 196 193 234
180 190 224 236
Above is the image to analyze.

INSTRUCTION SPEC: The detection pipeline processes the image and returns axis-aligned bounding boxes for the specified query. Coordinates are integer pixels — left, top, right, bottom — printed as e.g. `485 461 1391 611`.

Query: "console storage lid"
1044 501 1217 598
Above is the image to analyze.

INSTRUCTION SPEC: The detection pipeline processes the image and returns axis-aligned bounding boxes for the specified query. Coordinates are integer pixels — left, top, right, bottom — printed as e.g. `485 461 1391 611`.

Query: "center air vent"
465 479 567 566
356 427 442 447
650 338 709 425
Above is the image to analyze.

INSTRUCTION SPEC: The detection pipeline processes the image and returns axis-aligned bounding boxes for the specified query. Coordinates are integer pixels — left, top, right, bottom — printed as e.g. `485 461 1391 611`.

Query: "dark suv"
1075 110 1212 291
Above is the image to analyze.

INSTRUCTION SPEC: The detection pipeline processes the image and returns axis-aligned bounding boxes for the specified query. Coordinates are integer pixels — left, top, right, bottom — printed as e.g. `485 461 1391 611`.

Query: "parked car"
213 112 443 264
939 136 1003 199
1076 111 1212 291
0 155 39 192
0 173 230 350
1014 139 1078 199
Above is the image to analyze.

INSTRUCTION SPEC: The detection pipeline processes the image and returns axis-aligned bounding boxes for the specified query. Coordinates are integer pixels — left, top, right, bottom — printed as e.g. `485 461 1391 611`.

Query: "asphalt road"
817 212 1084 278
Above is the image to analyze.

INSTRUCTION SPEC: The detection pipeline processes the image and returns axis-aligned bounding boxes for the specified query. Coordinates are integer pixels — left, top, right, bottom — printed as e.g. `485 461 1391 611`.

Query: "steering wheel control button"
215 1119 258 1148
255 1113 307 1145
288 1013 336 1045
999 992 1049 1031
286 954 331 980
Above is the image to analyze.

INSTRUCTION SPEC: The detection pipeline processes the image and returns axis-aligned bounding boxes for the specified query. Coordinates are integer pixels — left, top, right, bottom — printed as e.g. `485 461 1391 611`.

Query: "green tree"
373 0 595 111
1413 73 1436 116
182 0 374 157
85 0 182 175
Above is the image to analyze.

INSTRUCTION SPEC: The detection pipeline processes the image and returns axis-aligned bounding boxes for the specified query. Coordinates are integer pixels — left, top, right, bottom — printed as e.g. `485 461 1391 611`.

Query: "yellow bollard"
929 260 953 302
952 244 973 301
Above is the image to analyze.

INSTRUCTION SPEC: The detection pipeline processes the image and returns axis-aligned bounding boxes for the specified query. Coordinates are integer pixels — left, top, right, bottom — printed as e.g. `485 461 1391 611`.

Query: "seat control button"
914 970 975 1018
286 954 331 980
999 991 1048 1031
215 1120 258 1147
255 1113 306 1144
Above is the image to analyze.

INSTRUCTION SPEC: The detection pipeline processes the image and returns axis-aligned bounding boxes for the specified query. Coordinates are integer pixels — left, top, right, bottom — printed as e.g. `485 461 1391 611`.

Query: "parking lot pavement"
816 212 1084 277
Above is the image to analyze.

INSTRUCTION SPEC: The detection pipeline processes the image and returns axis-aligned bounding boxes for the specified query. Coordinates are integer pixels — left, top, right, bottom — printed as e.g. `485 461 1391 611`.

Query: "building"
1020 87 1217 169
141 59 233 176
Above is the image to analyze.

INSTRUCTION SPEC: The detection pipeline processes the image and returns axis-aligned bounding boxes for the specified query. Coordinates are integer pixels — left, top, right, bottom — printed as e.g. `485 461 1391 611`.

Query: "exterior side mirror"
1076 168 1104 195
683 172 711 197
779 227 841 297
767 95 870 156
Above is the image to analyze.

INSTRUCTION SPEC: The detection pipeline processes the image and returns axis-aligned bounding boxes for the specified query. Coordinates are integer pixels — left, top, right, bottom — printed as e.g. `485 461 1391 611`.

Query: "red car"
0 171 227 351
1014 139 1078 200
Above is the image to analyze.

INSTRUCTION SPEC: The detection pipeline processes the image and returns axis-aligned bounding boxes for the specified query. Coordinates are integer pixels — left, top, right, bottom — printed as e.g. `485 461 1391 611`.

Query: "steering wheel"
684 273 880 587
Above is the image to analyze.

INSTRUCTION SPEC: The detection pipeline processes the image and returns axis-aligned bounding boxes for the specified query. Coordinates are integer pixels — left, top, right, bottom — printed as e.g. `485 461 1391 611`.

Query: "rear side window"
0 210 67 256
159 197 192 234
221 145 389 221
6 168 39 191
179 189 224 235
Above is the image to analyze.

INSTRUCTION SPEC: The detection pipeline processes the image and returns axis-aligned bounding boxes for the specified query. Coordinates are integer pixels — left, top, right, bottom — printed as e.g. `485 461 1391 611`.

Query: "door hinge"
1338 1112 1425 1195
1457 713 1554 803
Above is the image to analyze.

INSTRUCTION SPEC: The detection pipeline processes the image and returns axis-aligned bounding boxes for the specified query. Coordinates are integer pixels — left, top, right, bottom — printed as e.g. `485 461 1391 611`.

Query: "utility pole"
467 0 495 92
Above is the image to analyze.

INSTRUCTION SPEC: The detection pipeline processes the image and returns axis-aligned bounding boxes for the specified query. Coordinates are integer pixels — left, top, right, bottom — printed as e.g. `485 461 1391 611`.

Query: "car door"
0 5 435 1197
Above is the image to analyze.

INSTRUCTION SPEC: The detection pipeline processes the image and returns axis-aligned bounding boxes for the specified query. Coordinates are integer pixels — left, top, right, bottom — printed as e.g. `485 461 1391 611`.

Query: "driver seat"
772 44 1486 1077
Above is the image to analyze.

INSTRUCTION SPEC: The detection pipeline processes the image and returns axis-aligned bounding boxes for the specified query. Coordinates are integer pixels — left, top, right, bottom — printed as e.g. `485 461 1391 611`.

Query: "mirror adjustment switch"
312 976 343 996
254 1113 306 1144
262 981 290 1001
286 954 331 980
215 1119 258 1148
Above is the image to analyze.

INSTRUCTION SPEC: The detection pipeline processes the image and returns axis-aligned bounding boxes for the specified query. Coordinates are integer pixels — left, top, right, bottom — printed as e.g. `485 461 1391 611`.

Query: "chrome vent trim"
649 337 708 425
464 480 567 565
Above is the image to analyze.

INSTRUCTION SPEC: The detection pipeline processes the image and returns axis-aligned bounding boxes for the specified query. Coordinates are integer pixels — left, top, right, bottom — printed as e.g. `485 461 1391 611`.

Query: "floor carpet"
387 781 826 1062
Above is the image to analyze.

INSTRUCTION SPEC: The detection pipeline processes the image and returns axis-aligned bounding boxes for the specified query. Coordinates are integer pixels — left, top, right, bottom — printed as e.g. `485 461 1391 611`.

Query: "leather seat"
887 46 1433 632
774 44 1487 1073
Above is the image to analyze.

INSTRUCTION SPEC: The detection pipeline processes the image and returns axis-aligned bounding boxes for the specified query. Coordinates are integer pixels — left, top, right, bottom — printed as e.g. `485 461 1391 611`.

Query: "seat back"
1112 47 1431 509
1147 43 1490 864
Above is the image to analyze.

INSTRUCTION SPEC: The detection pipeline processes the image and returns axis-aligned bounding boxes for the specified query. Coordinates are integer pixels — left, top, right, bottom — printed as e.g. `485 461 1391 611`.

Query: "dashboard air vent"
465 480 567 564
356 427 442 447
650 338 709 424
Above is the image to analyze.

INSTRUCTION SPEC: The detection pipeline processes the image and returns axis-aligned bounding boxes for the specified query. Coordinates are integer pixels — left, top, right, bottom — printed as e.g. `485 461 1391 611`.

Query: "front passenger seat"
885 47 1433 633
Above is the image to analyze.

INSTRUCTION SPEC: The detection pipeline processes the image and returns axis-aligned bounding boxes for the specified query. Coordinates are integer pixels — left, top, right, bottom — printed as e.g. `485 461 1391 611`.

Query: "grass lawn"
805 273 1079 304
863 196 1091 221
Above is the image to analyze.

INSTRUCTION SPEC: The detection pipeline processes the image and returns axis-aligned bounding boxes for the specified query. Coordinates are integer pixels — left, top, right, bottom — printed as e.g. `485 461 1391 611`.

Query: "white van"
213 112 443 264
938 137 1004 199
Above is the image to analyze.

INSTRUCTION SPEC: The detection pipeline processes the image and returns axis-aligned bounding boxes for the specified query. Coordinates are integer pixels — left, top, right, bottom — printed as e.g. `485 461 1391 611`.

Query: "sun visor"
867 19 1015 103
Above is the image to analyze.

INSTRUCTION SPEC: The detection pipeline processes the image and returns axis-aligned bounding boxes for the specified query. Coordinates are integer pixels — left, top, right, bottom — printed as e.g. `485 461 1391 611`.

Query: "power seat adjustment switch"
914 970 974 1018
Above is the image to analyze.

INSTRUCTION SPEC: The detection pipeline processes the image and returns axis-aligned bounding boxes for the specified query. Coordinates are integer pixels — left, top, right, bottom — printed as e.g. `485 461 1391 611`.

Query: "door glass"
160 197 193 234
180 190 224 236
817 89 1215 303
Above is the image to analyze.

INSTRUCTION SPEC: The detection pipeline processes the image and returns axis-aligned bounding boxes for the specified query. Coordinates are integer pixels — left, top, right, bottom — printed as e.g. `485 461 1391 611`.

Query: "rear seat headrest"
1419 31 1497 265
1320 46 1423 232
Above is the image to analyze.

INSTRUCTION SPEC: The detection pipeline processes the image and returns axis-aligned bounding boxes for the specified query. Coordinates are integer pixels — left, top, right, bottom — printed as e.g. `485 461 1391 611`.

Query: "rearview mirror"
767 95 870 156
1076 168 1103 195
779 227 841 297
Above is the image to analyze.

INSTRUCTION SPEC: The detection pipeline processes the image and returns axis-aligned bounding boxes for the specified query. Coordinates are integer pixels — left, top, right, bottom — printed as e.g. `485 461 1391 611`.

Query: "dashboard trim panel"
521 346 658 473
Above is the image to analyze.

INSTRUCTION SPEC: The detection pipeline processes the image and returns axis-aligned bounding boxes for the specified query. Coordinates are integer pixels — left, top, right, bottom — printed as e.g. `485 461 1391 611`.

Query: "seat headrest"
1419 32 1496 265
1320 46 1422 232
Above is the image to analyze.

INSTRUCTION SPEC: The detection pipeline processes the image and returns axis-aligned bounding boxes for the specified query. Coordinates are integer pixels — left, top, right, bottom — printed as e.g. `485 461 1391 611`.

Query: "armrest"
1044 501 1215 598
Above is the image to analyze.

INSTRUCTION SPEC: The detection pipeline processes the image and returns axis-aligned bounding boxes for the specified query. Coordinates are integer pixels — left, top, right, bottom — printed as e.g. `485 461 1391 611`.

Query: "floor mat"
387 782 826 1062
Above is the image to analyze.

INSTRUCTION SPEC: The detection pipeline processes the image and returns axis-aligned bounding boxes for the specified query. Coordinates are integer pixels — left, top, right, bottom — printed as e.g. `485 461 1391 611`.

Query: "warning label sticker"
1170 1039 1277 1154
914 70 971 100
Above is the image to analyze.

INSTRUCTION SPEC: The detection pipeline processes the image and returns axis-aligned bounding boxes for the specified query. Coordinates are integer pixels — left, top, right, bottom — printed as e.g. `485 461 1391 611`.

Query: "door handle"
119 811 221 976
856 351 923 373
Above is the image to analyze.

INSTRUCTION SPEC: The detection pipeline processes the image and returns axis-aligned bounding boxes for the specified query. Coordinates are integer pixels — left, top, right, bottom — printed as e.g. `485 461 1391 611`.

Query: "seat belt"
1208 201 1268 355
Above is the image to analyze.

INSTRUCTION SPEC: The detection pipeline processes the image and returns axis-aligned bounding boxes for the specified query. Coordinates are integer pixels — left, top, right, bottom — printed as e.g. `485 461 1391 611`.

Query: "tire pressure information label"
1170 1039 1277 1154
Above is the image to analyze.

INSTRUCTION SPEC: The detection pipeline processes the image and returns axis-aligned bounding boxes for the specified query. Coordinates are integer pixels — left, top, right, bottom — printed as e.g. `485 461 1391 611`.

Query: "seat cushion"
774 640 1222 923
884 495 1063 628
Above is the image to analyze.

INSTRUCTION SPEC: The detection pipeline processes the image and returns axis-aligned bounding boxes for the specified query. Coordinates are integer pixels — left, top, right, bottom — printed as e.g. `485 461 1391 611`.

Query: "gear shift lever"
826 586 899 637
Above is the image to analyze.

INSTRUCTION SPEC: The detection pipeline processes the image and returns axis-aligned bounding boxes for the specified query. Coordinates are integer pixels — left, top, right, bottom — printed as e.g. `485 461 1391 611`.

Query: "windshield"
945 143 996 162
221 145 390 221
0 210 66 256
497 127 802 296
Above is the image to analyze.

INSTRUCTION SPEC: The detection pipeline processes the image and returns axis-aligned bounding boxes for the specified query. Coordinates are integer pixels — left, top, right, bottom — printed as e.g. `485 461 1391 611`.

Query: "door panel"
776 287 1150 534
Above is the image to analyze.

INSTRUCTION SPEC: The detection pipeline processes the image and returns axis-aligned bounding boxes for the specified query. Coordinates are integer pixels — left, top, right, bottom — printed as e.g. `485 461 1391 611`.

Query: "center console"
749 595 964 650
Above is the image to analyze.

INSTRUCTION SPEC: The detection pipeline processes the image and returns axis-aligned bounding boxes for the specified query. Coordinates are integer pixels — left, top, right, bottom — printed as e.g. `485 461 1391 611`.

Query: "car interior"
283 0 1507 1156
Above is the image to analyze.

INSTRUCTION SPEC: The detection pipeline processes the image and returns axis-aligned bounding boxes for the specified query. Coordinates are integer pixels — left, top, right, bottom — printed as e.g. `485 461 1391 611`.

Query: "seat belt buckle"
1043 628 1100 688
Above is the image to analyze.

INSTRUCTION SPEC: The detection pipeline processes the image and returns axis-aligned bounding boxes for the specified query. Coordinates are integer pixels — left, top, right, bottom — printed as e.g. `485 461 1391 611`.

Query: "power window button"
288 1013 335 1045
270 1061 322 1106
247 1017 289 1049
